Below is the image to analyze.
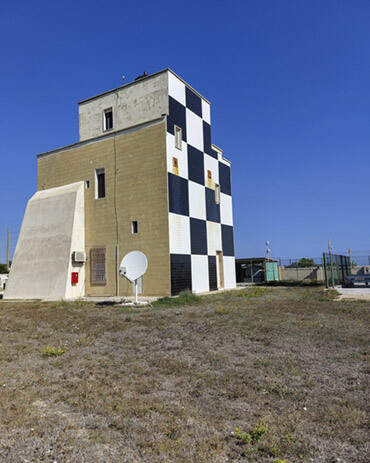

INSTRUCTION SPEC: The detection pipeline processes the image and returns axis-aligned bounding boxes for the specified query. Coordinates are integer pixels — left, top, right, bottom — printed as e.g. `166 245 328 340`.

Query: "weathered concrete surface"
78 72 168 141
4 182 85 300
279 266 324 281
337 285 370 300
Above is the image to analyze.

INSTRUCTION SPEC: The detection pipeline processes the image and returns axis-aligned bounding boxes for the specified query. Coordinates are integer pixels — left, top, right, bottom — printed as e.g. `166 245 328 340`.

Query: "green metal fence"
322 253 350 288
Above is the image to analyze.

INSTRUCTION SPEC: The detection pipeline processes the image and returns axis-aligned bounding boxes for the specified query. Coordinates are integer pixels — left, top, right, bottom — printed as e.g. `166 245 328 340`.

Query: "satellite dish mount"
119 251 148 303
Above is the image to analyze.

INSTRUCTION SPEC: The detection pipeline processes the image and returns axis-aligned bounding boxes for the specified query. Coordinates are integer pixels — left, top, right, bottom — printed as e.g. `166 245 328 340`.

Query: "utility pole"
346 245 352 268
6 229 10 272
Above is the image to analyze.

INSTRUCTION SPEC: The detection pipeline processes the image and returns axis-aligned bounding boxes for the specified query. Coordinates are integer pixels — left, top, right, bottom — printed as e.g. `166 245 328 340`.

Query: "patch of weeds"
153 289 201 307
215 305 229 315
237 287 269 298
318 289 340 301
234 419 268 444
42 346 65 357
266 382 287 397
124 316 132 322
275 459 288 463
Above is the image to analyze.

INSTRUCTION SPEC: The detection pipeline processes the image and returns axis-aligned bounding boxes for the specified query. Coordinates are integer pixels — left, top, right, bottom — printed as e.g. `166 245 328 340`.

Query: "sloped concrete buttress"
4 182 85 300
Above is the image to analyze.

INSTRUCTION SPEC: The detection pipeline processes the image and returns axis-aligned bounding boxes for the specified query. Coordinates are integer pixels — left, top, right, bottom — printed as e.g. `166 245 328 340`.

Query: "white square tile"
168 72 186 106
206 221 221 256
223 256 236 289
220 193 233 226
202 100 211 124
189 181 206 220
169 213 190 254
204 154 219 186
166 132 188 179
191 255 209 293
186 109 203 152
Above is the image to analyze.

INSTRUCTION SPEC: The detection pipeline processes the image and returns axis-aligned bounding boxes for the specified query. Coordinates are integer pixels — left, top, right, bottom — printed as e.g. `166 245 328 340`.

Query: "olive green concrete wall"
37 121 170 297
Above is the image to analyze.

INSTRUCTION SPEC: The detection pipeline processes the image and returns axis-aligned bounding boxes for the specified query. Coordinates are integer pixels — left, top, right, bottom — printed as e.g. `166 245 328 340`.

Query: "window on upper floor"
103 108 113 131
95 168 106 199
174 125 182 150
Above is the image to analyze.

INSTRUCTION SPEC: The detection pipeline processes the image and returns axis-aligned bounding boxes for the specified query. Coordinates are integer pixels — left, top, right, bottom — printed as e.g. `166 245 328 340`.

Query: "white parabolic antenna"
119 251 148 283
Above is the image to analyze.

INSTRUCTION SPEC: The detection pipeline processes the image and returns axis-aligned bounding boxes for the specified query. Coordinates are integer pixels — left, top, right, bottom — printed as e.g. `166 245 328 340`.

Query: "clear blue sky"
1 0 369 261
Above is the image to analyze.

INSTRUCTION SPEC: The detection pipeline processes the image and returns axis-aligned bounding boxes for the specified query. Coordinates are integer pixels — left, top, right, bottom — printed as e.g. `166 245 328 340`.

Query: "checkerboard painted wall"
166 72 236 295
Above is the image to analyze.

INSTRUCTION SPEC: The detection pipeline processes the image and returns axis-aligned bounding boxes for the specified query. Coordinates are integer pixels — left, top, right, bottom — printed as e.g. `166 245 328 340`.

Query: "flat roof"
78 68 211 105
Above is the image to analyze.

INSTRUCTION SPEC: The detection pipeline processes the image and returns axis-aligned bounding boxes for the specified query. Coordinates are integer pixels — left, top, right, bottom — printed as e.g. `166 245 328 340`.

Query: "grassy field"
0 287 368 462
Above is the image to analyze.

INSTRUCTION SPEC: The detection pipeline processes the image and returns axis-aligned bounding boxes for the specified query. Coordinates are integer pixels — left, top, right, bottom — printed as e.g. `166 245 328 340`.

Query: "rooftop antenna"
265 241 270 261
119 251 148 305
328 238 333 253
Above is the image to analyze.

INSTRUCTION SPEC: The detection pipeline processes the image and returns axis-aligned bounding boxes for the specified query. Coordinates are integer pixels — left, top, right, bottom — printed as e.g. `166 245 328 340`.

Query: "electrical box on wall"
71 272 79 285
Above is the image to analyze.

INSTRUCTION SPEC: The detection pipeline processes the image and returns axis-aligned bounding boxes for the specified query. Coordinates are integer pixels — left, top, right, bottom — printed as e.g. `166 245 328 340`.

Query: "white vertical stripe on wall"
169 213 190 254
189 181 206 220
186 109 204 152
168 72 186 105
223 256 236 289
191 255 210 293
220 193 233 226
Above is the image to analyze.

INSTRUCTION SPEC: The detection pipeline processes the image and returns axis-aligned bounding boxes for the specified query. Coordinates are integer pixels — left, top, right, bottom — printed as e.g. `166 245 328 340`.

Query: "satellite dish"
119 251 148 283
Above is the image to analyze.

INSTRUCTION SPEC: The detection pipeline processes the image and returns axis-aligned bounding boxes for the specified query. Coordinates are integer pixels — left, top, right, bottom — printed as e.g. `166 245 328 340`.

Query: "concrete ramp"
4 182 85 300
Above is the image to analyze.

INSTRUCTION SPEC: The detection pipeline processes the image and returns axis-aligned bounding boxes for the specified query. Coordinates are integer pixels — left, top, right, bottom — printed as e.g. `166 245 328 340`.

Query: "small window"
131 221 138 234
104 108 113 131
86 180 90 189
172 157 179 175
174 126 182 150
207 170 212 179
90 247 106 286
95 168 105 199
215 183 220 204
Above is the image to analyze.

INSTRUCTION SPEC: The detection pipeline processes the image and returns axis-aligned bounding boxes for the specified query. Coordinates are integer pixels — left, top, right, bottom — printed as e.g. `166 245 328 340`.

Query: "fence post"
250 260 253 283
329 250 335 287
335 255 340 285
323 253 329 288
296 259 299 280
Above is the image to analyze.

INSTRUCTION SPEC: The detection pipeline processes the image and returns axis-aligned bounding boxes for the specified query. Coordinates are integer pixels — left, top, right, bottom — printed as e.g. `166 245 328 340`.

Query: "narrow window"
174 125 182 150
86 180 90 189
104 108 113 131
131 221 138 234
172 157 179 175
215 183 220 204
95 168 105 199
90 247 106 285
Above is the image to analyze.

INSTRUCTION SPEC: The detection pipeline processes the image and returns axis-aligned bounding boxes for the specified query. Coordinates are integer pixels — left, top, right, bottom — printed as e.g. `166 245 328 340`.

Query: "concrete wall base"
4 182 85 300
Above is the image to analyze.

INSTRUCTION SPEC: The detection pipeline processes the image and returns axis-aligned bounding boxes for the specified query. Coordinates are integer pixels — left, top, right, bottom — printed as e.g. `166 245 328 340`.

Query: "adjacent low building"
5 69 236 299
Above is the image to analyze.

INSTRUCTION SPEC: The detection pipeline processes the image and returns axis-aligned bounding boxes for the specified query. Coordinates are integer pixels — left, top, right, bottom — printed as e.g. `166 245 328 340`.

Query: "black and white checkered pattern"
166 72 236 295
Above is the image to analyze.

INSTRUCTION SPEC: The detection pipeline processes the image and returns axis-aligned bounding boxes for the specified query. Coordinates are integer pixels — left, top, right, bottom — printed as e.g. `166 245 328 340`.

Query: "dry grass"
0 287 368 462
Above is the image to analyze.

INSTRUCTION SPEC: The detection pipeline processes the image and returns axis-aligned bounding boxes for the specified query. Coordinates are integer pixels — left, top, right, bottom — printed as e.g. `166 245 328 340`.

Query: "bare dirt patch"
0 287 368 462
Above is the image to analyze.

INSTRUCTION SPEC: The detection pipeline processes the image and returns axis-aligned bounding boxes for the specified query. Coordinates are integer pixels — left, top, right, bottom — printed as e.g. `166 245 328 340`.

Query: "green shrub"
154 289 201 307
42 346 65 358
234 419 268 444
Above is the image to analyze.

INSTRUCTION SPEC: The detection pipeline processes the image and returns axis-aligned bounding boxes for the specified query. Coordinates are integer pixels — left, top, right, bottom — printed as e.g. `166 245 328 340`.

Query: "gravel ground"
0 287 368 462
